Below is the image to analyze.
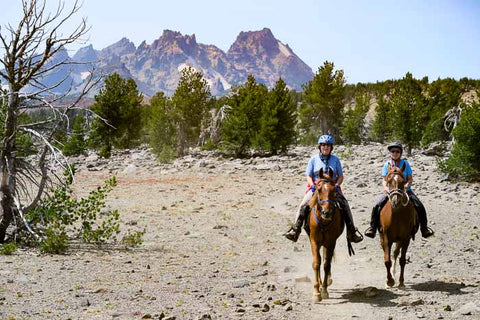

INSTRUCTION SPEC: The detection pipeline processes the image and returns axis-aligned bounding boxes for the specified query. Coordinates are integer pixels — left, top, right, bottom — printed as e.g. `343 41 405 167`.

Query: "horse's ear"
319 167 324 178
387 163 392 171
400 162 406 172
328 167 334 178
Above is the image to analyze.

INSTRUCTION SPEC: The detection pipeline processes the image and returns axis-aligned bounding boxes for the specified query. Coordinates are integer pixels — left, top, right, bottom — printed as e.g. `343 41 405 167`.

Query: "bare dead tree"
443 103 469 144
0 0 97 243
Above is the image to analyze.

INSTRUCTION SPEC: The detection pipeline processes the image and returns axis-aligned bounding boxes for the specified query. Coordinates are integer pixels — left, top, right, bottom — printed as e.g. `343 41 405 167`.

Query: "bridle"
313 178 337 225
386 171 410 207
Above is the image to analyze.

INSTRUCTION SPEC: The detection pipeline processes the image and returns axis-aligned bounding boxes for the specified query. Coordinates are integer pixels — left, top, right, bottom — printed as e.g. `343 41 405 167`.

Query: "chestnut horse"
379 163 418 289
308 167 344 302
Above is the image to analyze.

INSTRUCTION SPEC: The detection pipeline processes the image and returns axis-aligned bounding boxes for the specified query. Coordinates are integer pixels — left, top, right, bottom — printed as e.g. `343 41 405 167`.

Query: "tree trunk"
0 91 18 243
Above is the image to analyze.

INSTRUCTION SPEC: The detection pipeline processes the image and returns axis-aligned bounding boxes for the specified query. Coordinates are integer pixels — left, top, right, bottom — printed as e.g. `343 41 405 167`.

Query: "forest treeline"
6 61 480 181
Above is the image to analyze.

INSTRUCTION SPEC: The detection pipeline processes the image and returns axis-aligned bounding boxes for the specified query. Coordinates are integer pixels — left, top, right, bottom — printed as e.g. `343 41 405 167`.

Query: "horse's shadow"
410 280 477 295
337 286 399 307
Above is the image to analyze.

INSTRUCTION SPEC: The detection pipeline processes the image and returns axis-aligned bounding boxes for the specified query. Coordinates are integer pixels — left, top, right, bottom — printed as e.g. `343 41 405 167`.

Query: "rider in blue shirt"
364 142 434 238
284 134 363 243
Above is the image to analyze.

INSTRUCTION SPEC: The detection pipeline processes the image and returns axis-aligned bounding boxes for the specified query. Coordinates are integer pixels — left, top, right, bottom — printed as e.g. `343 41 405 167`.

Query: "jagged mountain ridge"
56 28 314 96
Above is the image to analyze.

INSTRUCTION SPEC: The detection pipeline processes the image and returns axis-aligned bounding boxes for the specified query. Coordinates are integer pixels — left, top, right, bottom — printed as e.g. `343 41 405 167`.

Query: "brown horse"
379 163 418 289
308 167 344 302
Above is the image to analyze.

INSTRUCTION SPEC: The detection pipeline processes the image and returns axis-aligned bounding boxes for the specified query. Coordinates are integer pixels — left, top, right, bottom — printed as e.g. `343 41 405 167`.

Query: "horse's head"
315 167 336 221
385 162 409 208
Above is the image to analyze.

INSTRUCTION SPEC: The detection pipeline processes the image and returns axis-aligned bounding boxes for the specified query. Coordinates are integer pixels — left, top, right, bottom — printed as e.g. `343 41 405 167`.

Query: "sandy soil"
0 144 479 320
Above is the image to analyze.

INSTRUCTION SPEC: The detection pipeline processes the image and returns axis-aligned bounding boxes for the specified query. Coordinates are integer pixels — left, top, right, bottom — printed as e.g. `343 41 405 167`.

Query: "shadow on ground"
410 280 477 295
338 286 399 307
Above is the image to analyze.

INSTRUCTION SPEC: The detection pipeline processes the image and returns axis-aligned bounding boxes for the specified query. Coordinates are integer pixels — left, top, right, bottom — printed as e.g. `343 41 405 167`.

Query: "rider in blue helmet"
364 142 434 238
284 134 363 243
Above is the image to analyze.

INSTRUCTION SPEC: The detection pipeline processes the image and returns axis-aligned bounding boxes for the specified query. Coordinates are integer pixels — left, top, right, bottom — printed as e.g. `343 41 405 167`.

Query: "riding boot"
364 206 380 238
411 194 434 238
338 195 363 243
284 205 309 242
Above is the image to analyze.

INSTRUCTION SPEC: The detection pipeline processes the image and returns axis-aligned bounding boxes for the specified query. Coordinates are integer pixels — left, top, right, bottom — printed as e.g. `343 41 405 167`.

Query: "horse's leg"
323 246 333 286
392 242 401 277
310 239 322 302
381 235 395 287
321 246 335 299
398 240 410 289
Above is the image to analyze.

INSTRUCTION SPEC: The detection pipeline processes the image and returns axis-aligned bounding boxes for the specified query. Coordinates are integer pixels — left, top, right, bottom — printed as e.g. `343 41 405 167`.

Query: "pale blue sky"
2 0 479 84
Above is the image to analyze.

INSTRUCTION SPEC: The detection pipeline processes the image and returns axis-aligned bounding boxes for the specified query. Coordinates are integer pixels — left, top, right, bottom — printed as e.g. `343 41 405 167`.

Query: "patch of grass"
0 242 17 255
121 229 146 247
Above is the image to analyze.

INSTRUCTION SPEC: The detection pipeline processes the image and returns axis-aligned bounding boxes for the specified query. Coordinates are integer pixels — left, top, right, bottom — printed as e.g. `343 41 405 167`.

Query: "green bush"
0 242 18 255
122 229 146 248
27 166 122 249
39 225 69 254
439 102 480 181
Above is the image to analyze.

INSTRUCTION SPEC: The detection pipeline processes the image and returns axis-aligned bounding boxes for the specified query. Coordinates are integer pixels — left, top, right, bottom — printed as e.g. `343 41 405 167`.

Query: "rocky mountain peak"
72 44 98 62
63 28 313 96
151 30 198 55
100 37 136 57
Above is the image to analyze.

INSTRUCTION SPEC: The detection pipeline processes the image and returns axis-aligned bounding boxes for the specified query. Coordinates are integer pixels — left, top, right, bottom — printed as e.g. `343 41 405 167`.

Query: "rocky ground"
0 143 479 320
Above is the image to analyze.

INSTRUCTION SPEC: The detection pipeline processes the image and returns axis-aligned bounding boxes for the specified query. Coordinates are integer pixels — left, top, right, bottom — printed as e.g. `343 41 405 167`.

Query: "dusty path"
0 144 479 319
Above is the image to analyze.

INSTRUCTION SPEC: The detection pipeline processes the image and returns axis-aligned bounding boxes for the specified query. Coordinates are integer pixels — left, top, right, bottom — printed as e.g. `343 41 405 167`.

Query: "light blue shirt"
382 158 413 191
305 154 343 182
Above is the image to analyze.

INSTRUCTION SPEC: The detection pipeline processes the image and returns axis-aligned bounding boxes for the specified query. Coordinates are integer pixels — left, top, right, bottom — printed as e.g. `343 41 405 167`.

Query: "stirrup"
348 228 363 243
364 227 376 238
283 227 300 242
421 226 434 238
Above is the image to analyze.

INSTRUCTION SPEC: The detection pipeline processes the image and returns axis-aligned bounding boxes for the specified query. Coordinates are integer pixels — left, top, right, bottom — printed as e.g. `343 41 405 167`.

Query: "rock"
261 303 270 312
123 164 138 174
364 287 379 297
421 142 447 156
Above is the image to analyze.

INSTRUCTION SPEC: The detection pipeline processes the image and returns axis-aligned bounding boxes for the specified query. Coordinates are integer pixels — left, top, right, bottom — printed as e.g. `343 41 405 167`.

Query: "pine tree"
63 114 87 156
300 61 346 144
221 75 268 157
440 98 480 181
370 84 393 142
389 72 427 154
147 92 177 162
421 78 462 145
254 78 297 154
341 90 370 144
170 67 211 156
90 73 143 157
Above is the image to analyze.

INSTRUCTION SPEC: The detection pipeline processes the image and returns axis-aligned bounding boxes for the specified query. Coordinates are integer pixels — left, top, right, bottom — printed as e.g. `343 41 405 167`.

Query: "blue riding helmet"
318 134 334 145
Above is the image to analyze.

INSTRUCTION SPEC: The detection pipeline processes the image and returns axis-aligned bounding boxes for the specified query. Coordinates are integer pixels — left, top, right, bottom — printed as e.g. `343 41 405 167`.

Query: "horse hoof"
312 293 322 302
321 290 329 299
398 283 406 290
386 279 395 287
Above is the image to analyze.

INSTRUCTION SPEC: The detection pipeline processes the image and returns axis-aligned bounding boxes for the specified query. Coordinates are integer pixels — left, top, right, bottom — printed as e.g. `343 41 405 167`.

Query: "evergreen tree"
389 73 427 154
146 92 177 162
341 90 370 144
439 99 480 181
90 73 143 157
370 83 394 142
170 67 211 156
254 78 297 154
63 114 87 156
421 78 462 145
222 75 268 157
299 61 346 144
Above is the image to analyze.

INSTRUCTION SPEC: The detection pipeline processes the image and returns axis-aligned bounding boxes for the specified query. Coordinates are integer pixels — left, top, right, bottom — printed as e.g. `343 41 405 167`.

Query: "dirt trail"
0 144 479 320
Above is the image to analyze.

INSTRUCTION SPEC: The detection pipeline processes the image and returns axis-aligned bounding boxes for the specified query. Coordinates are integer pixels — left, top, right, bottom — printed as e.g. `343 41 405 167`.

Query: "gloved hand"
334 185 340 192
310 184 316 193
